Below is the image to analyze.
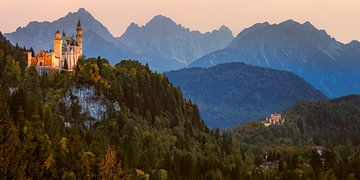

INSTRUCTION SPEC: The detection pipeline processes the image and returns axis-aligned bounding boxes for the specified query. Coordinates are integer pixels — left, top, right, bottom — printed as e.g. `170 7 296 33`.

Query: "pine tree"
0 90 21 178
2 56 20 90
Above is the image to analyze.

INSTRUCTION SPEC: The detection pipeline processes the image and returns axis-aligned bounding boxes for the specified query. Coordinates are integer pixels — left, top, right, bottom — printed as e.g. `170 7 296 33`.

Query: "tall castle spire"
77 19 82 28
76 19 83 57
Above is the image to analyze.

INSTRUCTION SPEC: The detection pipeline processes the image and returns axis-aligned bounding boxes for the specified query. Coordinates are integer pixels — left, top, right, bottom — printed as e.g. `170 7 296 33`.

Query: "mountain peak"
350 40 360 45
233 22 270 41
303 21 314 27
219 25 231 31
147 15 177 27
4 7 116 52
61 8 94 24
123 22 140 34
76 8 89 15
211 25 233 38
129 22 140 29
279 19 300 26
346 40 360 48
278 20 320 32
152 15 172 21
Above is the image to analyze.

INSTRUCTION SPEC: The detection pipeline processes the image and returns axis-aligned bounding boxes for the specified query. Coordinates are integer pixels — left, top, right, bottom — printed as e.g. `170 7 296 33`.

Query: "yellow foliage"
44 153 55 170
98 147 127 180
135 169 150 180
59 137 69 155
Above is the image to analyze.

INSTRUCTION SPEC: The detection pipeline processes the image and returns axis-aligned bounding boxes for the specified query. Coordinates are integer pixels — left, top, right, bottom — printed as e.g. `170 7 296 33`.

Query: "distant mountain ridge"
4 8 233 71
166 62 326 128
5 8 115 51
117 15 233 67
190 20 360 97
4 8 138 64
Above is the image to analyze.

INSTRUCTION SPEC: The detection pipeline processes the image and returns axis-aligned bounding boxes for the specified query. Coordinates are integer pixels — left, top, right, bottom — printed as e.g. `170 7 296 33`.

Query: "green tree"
0 90 21 178
2 56 20 90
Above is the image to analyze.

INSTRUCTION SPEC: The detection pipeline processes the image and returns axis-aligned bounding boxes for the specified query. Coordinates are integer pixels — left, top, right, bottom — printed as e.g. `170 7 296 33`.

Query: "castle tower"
27 52 32 67
53 30 63 60
76 20 83 57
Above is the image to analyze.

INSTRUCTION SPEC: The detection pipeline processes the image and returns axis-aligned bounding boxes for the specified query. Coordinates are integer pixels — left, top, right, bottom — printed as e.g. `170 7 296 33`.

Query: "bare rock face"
62 86 117 127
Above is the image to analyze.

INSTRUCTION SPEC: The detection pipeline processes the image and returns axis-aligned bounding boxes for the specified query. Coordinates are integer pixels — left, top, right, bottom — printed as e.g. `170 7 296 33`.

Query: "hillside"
166 63 326 128
234 95 360 147
0 33 242 179
190 20 360 97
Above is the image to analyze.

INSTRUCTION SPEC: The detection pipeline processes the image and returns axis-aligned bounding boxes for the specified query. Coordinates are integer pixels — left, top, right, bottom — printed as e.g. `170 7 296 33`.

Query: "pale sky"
0 0 359 43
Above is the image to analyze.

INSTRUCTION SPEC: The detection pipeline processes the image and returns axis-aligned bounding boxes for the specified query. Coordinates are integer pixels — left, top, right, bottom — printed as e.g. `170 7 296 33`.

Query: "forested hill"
166 63 326 128
0 33 242 179
330 95 360 106
234 95 360 147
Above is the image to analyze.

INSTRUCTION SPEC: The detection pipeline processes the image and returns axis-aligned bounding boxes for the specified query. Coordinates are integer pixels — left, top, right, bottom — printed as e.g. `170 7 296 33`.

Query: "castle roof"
77 20 82 28
37 50 49 57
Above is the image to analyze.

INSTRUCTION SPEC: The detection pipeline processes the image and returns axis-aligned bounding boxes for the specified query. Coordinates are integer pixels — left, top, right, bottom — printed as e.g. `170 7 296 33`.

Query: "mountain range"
166 62 326 128
4 8 233 71
190 20 360 98
116 15 233 67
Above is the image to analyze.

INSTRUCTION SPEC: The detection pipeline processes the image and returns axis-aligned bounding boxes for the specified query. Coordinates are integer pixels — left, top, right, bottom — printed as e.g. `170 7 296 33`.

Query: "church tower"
76 20 83 57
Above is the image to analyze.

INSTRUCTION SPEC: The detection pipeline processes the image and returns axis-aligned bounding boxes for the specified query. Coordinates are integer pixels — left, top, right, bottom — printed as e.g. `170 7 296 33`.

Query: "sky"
0 0 359 43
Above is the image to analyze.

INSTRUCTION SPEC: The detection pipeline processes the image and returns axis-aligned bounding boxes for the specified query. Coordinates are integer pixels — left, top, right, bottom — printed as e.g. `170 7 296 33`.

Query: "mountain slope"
0 33 244 178
234 95 360 146
117 15 233 68
190 20 360 97
5 8 115 51
166 62 326 128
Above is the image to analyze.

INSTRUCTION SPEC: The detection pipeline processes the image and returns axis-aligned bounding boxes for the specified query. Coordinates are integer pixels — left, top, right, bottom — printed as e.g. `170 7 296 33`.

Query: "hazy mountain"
190 20 360 97
166 62 326 128
3 8 141 64
117 15 233 68
4 9 233 72
5 8 115 51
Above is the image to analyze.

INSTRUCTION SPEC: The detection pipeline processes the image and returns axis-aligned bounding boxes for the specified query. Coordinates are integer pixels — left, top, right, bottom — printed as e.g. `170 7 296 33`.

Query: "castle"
262 113 285 127
27 20 83 75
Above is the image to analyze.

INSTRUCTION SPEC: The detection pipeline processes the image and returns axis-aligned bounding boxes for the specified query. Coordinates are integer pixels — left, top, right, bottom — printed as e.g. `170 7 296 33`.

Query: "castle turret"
76 20 83 57
27 52 33 67
53 30 63 59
